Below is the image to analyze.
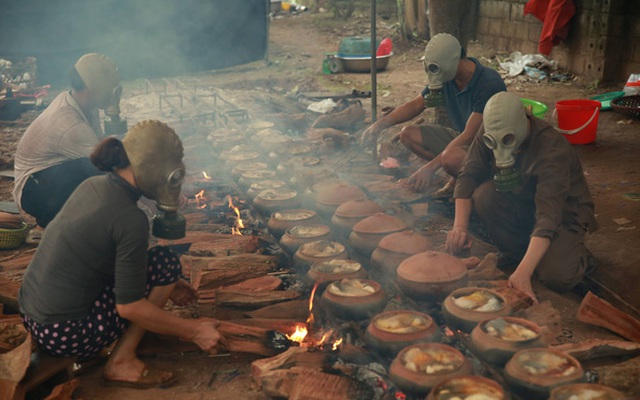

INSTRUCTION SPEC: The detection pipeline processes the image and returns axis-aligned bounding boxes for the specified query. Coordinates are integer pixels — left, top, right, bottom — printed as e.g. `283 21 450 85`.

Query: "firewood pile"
1 86 640 399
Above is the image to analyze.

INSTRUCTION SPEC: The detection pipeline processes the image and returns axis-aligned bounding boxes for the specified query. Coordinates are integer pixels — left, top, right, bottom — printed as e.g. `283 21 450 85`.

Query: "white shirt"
13 91 103 208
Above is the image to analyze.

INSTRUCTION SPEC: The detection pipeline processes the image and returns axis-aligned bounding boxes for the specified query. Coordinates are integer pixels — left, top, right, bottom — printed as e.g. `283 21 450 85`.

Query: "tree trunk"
417 0 429 39
427 0 478 49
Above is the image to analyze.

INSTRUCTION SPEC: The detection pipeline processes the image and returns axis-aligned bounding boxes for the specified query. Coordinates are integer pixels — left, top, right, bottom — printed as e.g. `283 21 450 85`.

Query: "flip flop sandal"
103 365 178 389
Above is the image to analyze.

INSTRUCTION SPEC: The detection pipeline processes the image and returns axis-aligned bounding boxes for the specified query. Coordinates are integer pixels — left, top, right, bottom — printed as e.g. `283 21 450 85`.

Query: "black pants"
21 158 103 228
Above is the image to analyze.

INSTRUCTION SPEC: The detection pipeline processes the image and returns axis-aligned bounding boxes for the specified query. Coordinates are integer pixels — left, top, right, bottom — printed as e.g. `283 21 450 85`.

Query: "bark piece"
552 339 640 361
43 378 79 400
290 368 372 400
577 291 640 343
246 299 311 320
467 252 506 281
524 300 563 344
311 103 365 131
223 276 282 292
216 321 285 357
251 347 309 383
215 289 301 308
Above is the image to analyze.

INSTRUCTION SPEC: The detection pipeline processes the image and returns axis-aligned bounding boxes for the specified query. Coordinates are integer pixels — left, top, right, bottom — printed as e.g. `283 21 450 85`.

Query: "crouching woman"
18 120 222 389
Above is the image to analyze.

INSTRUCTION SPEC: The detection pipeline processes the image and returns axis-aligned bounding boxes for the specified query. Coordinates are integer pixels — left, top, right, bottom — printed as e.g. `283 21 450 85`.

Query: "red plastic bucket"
552 100 601 144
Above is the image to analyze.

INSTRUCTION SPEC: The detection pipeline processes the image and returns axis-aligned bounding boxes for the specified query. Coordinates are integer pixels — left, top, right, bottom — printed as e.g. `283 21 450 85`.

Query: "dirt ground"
1 7 640 400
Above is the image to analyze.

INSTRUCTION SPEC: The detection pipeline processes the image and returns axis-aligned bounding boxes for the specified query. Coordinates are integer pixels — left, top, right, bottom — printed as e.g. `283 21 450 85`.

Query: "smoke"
0 0 268 85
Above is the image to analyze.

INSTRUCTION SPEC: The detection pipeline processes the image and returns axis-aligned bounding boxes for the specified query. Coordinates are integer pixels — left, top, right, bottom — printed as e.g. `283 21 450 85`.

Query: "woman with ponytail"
18 121 223 389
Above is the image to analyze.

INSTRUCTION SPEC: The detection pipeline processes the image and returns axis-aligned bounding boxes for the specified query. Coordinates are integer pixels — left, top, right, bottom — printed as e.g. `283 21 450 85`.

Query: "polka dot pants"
21 246 182 360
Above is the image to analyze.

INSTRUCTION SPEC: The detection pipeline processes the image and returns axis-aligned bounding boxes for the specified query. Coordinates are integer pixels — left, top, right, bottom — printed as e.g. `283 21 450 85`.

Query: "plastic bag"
498 51 558 77
623 74 640 96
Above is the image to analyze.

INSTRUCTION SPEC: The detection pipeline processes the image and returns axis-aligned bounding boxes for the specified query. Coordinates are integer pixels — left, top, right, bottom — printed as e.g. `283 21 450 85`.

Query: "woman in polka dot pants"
18 123 223 389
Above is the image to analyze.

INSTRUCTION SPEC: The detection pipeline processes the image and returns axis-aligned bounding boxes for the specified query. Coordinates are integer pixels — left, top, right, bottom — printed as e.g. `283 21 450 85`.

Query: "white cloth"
13 91 103 208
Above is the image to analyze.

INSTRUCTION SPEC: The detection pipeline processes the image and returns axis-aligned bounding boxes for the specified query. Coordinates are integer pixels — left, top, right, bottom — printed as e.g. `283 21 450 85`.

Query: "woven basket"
0 222 29 249
611 95 640 119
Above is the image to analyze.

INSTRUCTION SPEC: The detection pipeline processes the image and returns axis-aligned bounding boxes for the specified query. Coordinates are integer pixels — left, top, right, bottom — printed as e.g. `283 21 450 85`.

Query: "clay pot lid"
274 143 311 155
241 169 277 179
397 251 467 283
431 376 504 400
316 182 366 205
227 151 261 161
253 128 282 139
287 224 330 238
207 128 239 140
221 144 254 159
550 383 626 400
479 317 541 343
250 180 286 191
298 240 345 258
326 278 380 297
397 343 465 372
507 348 582 380
352 213 409 235
278 156 321 170
310 259 362 275
261 135 291 146
248 120 275 130
272 209 317 221
377 231 433 255
371 310 434 334
256 188 297 201
334 198 384 218
232 161 268 174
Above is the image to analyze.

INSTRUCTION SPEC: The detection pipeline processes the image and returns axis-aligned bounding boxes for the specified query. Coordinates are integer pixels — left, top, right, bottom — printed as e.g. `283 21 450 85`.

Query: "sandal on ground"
103 365 178 389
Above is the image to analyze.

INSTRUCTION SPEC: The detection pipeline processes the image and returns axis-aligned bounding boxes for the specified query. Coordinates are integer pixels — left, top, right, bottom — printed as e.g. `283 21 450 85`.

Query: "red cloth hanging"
524 0 576 55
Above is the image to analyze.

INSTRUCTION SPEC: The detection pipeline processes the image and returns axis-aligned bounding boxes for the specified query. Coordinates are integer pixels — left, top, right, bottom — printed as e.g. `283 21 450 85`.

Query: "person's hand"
170 279 198 306
445 227 472 255
508 269 539 304
404 164 436 192
360 123 381 146
192 319 225 352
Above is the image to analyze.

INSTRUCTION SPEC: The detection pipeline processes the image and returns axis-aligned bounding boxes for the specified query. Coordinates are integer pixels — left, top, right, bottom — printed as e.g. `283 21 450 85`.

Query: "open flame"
226 195 244 235
195 190 207 209
202 171 211 180
285 282 342 351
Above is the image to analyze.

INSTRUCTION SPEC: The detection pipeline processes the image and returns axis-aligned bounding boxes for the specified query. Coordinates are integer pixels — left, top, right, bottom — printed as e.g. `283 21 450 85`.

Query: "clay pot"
389 343 474 397
279 224 332 255
218 144 254 162
365 310 440 356
247 120 275 131
505 348 585 399
470 317 546 365
442 287 512 333
238 169 277 189
331 198 384 241
396 251 468 302
259 134 292 152
307 259 367 285
293 240 348 273
426 376 506 400
253 188 301 216
246 179 287 199
269 143 312 163
223 151 262 170
320 279 386 320
549 383 626 400
348 213 409 257
252 128 283 145
315 182 366 218
231 161 269 180
208 128 246 150
291 170 338 197
276 156 321 178
267 209 321 239
371 230 433 277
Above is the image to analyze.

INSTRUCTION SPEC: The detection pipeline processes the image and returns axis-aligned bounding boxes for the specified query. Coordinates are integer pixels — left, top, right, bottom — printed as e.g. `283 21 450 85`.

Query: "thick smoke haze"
0 0 268 85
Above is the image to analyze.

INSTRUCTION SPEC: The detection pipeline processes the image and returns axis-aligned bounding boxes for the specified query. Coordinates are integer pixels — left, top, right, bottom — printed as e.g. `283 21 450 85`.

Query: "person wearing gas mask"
361 33 505 194
13 53 127 228
446 92 597 303
18 120 223 389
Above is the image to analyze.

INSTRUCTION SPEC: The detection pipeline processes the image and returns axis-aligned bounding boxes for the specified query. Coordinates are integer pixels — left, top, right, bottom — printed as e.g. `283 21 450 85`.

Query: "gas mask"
122 120 187 239
75 53 127 136
422 33 461 108
481 92 529 192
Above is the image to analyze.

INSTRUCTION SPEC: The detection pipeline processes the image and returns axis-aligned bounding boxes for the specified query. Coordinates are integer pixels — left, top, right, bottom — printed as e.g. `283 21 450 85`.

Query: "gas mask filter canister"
122 120 187 239
481 92 529 192
423 33 461 108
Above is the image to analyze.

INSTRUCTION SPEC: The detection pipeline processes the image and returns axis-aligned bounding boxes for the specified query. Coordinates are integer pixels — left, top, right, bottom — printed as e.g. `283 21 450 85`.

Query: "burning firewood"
216 320 292 357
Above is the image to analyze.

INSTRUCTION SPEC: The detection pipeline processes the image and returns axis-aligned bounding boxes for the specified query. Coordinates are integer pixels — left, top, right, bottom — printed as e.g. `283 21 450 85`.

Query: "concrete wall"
476 0 640 83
